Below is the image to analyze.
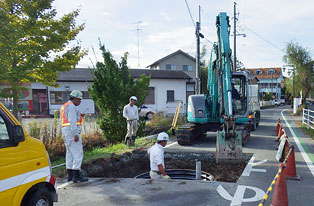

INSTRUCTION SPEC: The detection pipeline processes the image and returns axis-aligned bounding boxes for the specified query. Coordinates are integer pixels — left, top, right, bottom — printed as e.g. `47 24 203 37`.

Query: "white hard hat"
157 132 169 141
130 96 137 101
70 90 83 99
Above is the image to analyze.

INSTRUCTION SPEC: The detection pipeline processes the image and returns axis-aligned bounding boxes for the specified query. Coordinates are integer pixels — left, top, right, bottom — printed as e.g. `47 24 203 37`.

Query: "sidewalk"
281 109 314 167
280 108 314 206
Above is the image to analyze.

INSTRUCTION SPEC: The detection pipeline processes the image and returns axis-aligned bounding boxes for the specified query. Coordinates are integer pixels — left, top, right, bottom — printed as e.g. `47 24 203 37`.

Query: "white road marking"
281 109 314 178
241 156 267 176
217 184 265 206
165 141 178 148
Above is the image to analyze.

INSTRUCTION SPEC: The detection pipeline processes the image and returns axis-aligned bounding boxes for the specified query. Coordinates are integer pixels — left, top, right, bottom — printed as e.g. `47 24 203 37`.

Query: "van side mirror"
13 125 25 144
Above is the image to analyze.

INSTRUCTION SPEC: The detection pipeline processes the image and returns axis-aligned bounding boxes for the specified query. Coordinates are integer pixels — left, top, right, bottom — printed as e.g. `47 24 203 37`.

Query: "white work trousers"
125 120 138 139
62 128 83 170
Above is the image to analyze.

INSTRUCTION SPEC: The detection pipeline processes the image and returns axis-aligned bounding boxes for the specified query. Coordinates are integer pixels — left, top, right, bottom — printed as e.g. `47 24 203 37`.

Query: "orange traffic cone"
286 145 300 180
276 132 288 151
275 119 281 135
271 164 288 206
277 127 285 142
277 132 288 148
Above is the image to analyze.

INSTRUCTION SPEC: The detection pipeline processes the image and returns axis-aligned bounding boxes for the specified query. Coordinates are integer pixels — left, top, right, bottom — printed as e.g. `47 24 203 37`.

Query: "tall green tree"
283 41 314 103
0 0 86 117
89 45 150 144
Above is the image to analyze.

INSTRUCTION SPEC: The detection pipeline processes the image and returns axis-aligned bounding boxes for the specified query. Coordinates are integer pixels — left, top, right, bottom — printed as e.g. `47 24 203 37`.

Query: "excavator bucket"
216 129 243 164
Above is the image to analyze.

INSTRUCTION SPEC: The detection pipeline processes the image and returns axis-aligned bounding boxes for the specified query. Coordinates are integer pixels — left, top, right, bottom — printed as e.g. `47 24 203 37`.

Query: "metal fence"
302 108 314 130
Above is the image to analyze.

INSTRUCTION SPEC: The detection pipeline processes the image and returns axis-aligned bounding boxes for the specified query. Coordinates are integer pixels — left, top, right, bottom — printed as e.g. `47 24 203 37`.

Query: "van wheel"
27 189 53 206
251 118 257 131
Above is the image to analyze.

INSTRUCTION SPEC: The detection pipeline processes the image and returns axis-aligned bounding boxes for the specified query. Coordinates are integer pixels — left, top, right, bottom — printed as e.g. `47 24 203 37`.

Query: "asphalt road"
54 106 314 206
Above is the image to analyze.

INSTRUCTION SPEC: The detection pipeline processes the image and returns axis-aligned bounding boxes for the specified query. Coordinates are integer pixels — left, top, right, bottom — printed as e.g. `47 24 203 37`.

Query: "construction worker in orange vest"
60 90 88 183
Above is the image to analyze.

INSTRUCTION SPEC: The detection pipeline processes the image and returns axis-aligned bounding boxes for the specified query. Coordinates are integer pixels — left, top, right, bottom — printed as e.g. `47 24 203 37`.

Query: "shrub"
296 104 306 115
24 117 105 161
89 45 150 144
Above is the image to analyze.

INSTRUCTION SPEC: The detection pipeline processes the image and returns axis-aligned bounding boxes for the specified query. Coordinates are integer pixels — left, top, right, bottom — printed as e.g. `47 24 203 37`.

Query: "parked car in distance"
273 99 281 106
139 105 156 120
305 100 314 105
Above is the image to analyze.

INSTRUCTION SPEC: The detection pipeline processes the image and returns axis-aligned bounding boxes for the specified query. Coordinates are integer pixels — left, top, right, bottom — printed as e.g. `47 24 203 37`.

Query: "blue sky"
52 0 314 69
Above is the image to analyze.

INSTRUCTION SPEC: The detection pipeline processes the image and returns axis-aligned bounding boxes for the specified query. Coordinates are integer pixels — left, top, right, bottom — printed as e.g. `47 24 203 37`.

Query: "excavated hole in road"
82 150 252 182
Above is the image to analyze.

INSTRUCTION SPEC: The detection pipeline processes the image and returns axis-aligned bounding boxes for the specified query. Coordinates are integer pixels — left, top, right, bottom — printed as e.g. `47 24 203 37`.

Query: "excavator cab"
231 72 249 117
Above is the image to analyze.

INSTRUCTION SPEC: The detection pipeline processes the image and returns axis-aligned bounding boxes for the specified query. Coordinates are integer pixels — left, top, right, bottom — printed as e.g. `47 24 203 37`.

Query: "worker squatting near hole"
147 132 171 180
123 96 139 146
60 90 88 183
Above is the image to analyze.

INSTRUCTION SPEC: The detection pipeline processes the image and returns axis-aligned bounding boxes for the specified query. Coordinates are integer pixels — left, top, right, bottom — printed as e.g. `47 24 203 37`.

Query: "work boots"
125 137 131 146
131 136 136 146
72 170 88 183
67 169 73 182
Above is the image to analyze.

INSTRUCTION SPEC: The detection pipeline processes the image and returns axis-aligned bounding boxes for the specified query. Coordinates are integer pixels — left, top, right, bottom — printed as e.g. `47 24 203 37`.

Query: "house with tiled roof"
244 67 284 99
147 50 197 80
30 68 194 115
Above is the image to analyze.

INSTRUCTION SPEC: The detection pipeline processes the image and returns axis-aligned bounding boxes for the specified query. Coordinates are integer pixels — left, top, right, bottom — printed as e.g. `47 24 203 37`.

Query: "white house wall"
145 79 187 114
155 53 196 79
48 82 95 115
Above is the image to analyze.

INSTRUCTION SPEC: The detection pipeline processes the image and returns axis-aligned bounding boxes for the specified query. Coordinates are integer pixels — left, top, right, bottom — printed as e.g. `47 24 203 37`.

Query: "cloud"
160 12 171 21
103 11 111 16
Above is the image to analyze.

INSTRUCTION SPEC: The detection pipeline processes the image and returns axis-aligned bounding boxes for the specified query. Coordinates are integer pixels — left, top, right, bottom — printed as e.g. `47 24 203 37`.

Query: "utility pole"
270 71 273 99
233 2 237 71
133 21 142 68
293 68 295 107
195 5 204 94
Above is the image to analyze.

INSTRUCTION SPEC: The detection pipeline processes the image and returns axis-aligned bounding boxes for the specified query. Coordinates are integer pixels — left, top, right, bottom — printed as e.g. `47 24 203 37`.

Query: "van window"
0 115 10 148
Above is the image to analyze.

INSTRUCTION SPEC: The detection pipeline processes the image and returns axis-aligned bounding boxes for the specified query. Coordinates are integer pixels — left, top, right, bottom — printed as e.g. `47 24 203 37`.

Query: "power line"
184 0 195 27
183 1 214 46
242 25 284 53
204 38 214 45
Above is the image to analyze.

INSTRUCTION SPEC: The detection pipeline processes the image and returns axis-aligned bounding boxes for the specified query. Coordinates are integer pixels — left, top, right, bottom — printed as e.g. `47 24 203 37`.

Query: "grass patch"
300 124 314 139
295 121 314 140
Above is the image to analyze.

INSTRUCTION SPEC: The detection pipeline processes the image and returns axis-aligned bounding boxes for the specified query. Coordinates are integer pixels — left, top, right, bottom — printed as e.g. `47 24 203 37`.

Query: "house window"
255 70 262 75
183 65 193 72
50 91 71 104
166 64 176 70
82 91 91 99
144 87 155 104
167 90 175 102
268 69 275 75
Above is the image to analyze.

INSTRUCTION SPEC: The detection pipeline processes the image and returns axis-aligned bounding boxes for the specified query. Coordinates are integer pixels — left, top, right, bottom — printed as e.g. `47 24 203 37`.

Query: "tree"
0 0 86 117
283 41 314 104
89 44 150 144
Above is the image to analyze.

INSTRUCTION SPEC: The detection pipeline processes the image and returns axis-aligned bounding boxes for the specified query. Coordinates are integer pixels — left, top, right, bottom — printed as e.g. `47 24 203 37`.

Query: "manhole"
135 169 214 181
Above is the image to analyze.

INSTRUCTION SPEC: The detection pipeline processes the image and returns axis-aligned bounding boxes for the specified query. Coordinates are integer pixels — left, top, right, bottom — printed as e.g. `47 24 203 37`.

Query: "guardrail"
302 108 314 129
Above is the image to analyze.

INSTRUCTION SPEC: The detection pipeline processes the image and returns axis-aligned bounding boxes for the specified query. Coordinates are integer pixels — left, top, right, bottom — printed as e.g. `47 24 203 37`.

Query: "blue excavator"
177 12 258 163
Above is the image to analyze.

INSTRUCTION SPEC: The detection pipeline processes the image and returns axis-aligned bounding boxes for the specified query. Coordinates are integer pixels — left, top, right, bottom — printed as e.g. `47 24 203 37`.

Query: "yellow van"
0 103 57 206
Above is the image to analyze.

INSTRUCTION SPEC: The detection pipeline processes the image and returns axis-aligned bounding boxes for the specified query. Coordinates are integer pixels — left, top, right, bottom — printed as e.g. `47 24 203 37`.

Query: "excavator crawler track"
176 123 207 145
176 123 196 145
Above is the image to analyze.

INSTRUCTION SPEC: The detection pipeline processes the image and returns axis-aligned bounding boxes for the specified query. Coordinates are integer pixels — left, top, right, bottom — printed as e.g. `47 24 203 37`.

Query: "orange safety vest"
60 101 82 127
